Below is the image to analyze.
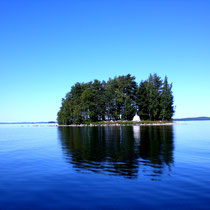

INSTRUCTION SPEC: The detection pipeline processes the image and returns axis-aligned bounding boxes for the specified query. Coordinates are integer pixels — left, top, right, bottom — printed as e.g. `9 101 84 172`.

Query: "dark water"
0 122 210 209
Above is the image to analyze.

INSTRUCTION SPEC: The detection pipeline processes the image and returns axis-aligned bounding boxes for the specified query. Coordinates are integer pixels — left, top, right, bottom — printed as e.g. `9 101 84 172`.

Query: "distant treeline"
174 117 210 121
57 74 174 125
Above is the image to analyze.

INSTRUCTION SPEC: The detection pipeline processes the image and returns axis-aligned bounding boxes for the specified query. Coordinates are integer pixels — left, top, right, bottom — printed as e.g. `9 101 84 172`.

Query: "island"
57 74 174 125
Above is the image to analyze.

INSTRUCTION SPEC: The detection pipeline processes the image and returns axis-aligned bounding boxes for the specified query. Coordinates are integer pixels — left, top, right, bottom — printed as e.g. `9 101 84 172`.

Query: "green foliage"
57 73 174 125
147 73 162 120
105 74 137 120
136 74 174 121
159 77 174 120
122 97 136 120
136 81 149 120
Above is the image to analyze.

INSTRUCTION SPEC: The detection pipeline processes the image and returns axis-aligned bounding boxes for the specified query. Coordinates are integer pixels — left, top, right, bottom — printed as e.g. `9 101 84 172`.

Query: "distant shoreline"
173 117 210 121
0 122 56 125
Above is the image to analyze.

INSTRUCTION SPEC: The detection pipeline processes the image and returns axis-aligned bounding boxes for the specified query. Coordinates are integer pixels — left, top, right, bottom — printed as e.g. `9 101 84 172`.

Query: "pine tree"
136 81 150 120
147 74 162 120
122 96 136 120
136 74 163 120
160 76 174 120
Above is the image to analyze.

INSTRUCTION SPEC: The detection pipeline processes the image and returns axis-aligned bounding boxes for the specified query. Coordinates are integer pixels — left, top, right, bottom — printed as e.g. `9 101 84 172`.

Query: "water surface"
0 122 210 209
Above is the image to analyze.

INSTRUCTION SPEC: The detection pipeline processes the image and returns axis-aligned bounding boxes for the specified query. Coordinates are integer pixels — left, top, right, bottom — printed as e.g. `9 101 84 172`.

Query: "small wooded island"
57 74 174 125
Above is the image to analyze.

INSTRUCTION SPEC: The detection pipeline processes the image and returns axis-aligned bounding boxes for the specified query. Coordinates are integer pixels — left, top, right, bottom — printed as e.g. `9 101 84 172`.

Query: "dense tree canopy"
57 74 174 124
136 74 174 121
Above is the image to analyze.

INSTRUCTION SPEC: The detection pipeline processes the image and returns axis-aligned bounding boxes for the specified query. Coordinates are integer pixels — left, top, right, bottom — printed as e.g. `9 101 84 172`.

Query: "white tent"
132 113 141 122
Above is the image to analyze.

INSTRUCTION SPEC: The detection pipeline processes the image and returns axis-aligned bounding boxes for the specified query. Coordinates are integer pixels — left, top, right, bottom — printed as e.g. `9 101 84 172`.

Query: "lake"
0 122 210 209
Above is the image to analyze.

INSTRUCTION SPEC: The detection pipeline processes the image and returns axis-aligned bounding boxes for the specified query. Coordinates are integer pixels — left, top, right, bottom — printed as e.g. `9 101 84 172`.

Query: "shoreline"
57 122 176 127
0 121 177 127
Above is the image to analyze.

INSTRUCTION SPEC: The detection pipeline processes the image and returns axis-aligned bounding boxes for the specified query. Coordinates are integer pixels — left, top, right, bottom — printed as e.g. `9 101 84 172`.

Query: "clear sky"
0 0 209 122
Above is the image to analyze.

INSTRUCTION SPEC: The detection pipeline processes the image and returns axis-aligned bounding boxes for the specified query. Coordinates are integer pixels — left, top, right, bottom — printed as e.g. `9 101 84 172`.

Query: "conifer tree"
147 74 162 120
136 81 149 120
160 76 174 120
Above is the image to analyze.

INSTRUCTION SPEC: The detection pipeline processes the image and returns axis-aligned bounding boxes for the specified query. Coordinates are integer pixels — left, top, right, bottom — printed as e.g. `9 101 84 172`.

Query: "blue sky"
0 0 209 122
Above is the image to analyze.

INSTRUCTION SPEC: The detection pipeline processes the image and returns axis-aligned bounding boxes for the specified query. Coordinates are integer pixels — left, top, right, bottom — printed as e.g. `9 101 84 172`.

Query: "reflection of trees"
58 126 174 179
139 126 174 179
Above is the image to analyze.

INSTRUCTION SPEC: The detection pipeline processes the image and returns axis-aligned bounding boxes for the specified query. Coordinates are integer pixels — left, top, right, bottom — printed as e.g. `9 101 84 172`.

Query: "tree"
147 73 162 120
122 96 136 120
160 76 174 120
90 80 106 121
136 81 150 120
136 74 162 120
105 74 137 120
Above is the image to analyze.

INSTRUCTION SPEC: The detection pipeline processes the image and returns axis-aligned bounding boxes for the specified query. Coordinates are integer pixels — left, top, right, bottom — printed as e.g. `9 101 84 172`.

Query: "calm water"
0 122 210 209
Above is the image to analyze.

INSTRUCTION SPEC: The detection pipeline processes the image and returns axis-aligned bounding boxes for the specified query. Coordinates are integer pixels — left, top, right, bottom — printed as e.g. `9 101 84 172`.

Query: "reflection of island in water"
58 126 174 179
